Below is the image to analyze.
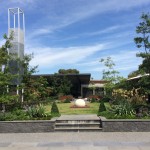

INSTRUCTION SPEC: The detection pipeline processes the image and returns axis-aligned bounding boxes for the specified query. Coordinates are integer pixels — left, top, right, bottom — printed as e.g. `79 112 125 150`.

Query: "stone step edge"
56 119 100 121
55 123 100 125
55 127 102 130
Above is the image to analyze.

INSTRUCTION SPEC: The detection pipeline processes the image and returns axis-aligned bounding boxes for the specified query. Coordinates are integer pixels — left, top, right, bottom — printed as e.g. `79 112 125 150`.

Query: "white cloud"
76 50 142 76
29 43 106 69
26 0 150 38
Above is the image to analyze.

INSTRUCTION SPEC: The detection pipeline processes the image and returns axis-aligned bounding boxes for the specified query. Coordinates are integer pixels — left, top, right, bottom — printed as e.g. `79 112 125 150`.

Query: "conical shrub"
98 101 106 113
51 102 60 117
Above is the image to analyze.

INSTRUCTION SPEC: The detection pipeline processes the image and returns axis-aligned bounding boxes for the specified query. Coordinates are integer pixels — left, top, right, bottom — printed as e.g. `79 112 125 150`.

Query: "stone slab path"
0 132 150 150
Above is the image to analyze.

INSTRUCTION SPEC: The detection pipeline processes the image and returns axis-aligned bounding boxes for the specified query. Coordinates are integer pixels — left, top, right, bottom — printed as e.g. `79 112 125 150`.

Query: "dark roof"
32 73 91 84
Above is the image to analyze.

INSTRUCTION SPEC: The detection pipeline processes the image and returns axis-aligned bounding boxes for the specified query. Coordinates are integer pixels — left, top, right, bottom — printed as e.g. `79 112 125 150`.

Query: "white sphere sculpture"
75 99 86 107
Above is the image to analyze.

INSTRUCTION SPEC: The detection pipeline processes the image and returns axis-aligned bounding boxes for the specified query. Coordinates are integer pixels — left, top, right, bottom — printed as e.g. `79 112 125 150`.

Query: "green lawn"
45 102 110 115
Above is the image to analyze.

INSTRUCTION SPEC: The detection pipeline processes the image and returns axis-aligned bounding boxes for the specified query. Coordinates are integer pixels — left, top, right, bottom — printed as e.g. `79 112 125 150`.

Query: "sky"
0 0 150 79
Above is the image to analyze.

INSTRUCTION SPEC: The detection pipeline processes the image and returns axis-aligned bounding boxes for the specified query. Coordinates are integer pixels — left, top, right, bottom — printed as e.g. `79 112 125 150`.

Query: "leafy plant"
26 104 50 119
111 99 135 116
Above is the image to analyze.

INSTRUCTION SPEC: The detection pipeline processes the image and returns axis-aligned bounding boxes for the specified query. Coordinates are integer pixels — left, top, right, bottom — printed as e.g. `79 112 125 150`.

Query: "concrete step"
55 123 100 128
56 120 100 123
55 127 102 132
54 115 102 132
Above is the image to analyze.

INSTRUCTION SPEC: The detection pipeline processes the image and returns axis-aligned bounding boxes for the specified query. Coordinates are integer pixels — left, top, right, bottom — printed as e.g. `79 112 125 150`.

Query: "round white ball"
75 99 86 107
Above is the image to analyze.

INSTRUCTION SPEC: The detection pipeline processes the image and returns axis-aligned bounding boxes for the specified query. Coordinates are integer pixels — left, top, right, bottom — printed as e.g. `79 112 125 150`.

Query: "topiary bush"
51 102 60 117
98 101 106 115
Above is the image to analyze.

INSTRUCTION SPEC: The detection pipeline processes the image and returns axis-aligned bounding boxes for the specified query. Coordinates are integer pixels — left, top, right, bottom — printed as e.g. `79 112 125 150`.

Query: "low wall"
0 120 55 133
101 118 150 132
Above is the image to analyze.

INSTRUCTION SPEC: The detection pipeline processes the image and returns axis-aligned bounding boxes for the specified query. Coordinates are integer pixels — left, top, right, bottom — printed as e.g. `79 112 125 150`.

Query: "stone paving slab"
57 114 100 120
0 132 150 150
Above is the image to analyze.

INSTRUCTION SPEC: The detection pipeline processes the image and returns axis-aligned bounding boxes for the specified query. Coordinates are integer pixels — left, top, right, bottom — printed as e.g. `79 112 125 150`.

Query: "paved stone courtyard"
0 132 150 150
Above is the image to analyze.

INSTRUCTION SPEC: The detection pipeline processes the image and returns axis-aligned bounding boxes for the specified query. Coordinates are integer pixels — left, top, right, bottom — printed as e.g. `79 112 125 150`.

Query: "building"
32 74 107 98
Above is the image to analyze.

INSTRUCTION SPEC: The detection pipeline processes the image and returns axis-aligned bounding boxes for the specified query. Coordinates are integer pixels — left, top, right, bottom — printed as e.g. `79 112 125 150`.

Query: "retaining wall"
0 120 55 133
101 119 150 132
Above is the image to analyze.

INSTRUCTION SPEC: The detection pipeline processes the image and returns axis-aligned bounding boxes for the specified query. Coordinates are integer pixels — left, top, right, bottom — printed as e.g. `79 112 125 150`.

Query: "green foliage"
0 109 29 121
134 13 150 53
0 33 20 112
51 102 60 117
58 69 79 74
101 96 112 102
98 101 106 113
111 99 135 116
133 12 150 95
49 76 72 96
128 70 141 78
100 57 124 96
26 104 50 119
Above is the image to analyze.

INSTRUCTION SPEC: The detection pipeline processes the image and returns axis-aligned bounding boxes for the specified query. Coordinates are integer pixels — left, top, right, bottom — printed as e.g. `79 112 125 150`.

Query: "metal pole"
16 85 19 95
23 13 25 45
8 9 10 36
7 85 9 93
14 14 16 28
21 88 24 103
18 8 20 57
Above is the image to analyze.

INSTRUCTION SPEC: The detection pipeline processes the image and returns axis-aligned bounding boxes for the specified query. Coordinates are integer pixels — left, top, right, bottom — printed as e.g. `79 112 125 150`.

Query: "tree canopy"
57 69 79 74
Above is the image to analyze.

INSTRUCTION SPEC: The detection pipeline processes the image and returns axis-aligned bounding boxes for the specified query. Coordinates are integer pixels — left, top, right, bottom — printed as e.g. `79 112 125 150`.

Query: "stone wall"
0 120 55 133
101 119 150 132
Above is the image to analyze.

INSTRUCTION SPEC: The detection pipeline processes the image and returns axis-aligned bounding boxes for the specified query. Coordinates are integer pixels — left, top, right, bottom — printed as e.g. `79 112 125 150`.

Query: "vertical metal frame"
8 8 25 86
8 8 25 43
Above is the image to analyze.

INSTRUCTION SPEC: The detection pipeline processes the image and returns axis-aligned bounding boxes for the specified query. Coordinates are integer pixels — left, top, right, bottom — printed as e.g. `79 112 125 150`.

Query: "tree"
128 70 141 78
58 69 79 74
20 54 51 105
0 33 18 112
49 75 72 96
134 13 150 97
100 57 124 96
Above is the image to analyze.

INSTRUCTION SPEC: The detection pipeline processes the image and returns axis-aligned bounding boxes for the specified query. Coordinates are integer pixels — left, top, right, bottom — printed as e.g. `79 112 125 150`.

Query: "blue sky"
0 0 150 79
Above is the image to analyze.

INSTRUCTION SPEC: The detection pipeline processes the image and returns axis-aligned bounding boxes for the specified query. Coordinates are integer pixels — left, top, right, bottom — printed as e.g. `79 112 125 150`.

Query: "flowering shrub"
59 95 73 102
112 88 145 105
88 95 102 102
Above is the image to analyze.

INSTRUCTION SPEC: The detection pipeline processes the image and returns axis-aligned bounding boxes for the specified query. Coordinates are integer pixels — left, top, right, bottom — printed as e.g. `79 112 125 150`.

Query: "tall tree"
134 13 150 74
134 13 150 97
0 33 18 112
100 57 124 96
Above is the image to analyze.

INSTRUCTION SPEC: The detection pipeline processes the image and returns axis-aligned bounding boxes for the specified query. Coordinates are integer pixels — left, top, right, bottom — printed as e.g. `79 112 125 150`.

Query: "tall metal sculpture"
8 8 25 86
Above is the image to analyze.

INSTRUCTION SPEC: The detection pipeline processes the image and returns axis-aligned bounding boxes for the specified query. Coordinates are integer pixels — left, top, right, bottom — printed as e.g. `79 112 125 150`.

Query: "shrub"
98 101 106 113
59 95 73 102
26 104 51 119
88 95 101 102
111 99 135 116
0 111 29 121
101 96 112 102
51 102 60 117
